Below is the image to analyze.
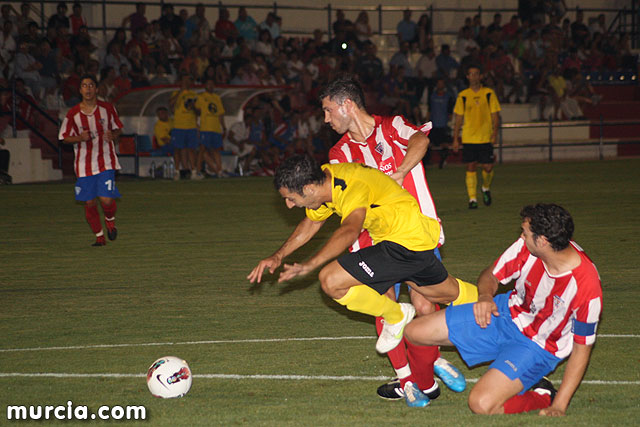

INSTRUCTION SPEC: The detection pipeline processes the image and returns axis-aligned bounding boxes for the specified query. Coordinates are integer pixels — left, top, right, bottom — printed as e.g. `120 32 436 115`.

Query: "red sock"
503 391 551 414
84 203 103 235
376 316 414 386
406 339 439 391
100 199 117 224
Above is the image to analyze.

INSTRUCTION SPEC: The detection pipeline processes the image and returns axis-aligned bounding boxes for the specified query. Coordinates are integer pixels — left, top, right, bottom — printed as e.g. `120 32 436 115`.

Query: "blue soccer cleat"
403 381 430 407
434 357 466 392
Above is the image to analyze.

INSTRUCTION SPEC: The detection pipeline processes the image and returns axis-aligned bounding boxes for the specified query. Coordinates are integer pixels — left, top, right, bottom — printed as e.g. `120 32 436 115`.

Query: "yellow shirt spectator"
154 118 173 147
171 90 198 130
195 91 225 133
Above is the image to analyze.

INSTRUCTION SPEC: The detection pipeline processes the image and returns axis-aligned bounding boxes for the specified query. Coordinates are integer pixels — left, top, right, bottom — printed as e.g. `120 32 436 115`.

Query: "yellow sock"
334 285 404 324
465 171 477 201
481 169 494 190
451 279 478 305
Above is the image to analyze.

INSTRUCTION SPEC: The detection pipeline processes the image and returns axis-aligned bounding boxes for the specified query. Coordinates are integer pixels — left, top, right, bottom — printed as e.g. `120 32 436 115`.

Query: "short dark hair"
466 63 483 74
274 154 326 195
79 73 98 86
318 75 366 109
520 203 574 251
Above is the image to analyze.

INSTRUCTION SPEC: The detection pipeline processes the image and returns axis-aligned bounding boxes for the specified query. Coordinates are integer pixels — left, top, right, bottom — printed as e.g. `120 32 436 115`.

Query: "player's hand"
278 262 311 282
104 130 113 142
80 130 90 141
389 170 406 187
247 255 282 284
452 138 460 153
539 406 566 417
473 296 499 328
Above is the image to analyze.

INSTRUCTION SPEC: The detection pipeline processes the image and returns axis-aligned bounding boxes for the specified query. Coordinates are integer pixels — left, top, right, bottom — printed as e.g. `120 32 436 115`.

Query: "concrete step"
5 137 63 183
501 121 590 142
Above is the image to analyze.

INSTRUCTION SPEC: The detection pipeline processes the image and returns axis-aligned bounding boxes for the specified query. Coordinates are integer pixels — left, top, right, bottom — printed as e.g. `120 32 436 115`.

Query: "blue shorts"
446 293 562 393
200 131 223 149
171 128 198 149
152 144 174 156
75 170 121 202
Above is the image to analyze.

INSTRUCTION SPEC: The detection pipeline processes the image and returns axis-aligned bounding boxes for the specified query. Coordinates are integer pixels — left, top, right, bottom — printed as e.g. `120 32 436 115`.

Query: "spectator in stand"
225 112 257 174
571 9 590 48
456 25 479 59
416 14 433 52
435 44 459 87
397 9 417 44
99 68 118 99
332 10 356 44
194 76 226 176
47 2 69 31
17 3 36 35
152 106 174 157
186 4 211 45
255 29 273 57
179 45 200 80
213 7 237 42
169 74 200 180
425 77 453 168
390 40 415 79
259 12 280 41
127 45 149 88
356 41 384 87
122 3 148 35
15 40 55 100
415 47 437 101
0 20 16 78
159 25 183 71
125 27 149 60
69 2 86 35
354 11 372 48
71 25 98 68
22 21 40 50
62 62 84 106
589 13 607 36
113 64 132 94
501 14 520 39
487 13 502 34
105 42 131 76
235 7 258 48
149 64 172 86
35 39 60 90
159 3 182 38
546 64 584 120
561 47 582 73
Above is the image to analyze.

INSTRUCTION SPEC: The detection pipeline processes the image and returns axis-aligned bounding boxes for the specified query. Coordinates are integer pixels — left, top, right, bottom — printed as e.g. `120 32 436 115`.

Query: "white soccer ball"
146 356 192 398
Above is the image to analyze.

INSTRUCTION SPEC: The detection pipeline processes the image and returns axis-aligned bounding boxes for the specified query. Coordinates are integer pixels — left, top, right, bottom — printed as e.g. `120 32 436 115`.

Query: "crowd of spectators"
0 1 637 172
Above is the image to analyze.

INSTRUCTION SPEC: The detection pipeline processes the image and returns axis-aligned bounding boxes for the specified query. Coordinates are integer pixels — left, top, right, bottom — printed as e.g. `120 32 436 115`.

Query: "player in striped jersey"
406 203 603 416
320 76 475 405
59 74 123 246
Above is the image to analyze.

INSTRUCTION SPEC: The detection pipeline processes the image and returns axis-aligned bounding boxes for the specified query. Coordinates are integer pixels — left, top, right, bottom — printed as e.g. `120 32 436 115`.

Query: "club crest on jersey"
553 295 564 309
374 142 384 154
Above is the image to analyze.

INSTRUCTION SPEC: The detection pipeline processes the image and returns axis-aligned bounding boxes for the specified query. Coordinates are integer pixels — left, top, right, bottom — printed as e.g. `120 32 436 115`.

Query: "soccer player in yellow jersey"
169 74 202 180
153 107 174 155
248 155 477 406
195 77 226 177
453 64 501 209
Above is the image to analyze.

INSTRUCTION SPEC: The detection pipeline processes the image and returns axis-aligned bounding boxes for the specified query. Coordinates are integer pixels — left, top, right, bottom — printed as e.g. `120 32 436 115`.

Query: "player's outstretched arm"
473 266 500 328
391 131 428 186
539 343 593 417
247 217 325 284
278 208 365 283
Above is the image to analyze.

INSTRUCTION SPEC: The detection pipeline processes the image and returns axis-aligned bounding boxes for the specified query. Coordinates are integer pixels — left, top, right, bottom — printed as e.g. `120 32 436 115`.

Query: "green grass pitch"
1 159 639 426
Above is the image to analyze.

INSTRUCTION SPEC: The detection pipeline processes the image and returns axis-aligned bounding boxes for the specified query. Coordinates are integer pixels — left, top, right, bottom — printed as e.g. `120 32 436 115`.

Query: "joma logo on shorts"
358 261 374 277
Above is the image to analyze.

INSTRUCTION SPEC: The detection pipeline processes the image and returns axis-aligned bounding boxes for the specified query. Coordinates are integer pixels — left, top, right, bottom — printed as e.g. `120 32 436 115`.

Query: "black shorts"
429 127 451 147
462 143 495 164
337 241 449 294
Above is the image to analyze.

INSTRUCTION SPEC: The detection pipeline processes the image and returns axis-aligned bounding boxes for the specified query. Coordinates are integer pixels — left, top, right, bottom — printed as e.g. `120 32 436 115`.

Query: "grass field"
1 159 639 426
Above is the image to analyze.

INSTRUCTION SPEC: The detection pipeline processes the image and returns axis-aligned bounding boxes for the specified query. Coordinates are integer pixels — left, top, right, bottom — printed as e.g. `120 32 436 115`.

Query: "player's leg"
99 196 117 241
407 275 477 306
211 132 223 174
95 169 121 241
480 143 495 206
468 368 523 414
319 260 413 354
463 144 479 209
76 175 105 246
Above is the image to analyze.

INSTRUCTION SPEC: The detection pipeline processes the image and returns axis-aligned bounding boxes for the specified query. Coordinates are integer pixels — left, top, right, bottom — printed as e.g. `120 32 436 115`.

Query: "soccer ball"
146 356 192 398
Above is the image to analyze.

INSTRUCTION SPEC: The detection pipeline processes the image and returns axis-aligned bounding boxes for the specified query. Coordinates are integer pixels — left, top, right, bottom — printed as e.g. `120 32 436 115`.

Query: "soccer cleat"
434 357 466 392
377 379 441 401
482 190 492 206
532 376 557 404
105 221 117 241
92 236 106 246
403 381 430 408
468 200 478 209
376 303 416 354
173 170 180 181
191 170 204 180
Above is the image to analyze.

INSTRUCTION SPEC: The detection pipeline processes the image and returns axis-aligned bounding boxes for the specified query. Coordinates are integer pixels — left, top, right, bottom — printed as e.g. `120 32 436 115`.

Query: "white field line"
0 334 636 353
0 373 639 385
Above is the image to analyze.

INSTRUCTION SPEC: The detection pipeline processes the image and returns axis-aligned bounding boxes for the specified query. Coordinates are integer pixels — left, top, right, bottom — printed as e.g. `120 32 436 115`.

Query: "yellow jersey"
154 119 173 147
171 90 198 129
195 91 225 133
453 86 501 144
306 163 441 251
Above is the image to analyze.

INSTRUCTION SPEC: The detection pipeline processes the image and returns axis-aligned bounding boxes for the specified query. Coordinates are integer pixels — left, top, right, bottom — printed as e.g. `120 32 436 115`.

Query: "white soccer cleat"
376 303 416 354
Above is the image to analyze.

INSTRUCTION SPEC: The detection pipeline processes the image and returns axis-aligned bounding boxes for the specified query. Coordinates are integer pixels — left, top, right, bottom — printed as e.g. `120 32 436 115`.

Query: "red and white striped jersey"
492 238 603 359
59 101 123 178
328 115 443 251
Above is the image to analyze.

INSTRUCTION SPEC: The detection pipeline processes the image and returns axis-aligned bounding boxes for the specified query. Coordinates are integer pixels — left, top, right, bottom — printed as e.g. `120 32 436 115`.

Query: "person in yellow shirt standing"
194 77 226 177
452 64 501 209
169 74 202 180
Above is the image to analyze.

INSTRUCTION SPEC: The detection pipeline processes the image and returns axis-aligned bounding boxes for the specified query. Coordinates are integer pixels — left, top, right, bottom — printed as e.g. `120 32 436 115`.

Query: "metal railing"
497 117 640 163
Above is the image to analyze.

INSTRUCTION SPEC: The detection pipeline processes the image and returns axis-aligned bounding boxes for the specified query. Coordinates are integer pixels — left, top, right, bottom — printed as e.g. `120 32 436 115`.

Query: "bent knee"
468 391 502 415
318 265 342 298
